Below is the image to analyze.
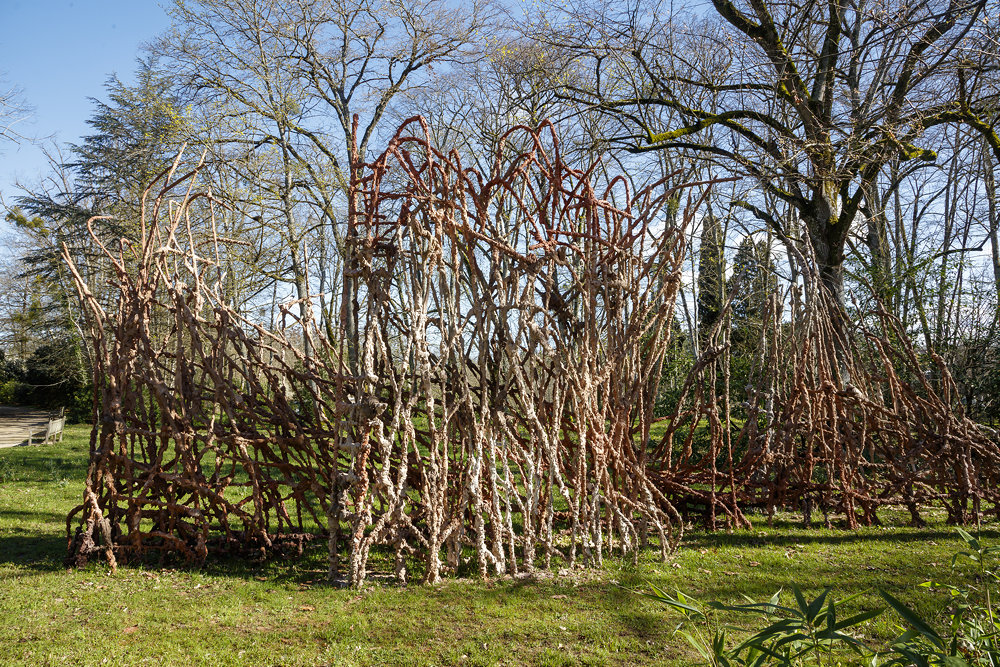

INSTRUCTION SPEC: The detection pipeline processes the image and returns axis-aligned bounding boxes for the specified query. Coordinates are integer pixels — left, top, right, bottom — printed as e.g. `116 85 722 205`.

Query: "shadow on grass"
0 507 69 524
187 522 998 591
683 526 1000 550
0 448 89 484
0 534 67 571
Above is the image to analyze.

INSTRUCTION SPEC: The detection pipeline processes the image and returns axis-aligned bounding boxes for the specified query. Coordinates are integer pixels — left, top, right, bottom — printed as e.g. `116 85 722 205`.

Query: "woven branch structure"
64 120 703 583
64 119 1000 584
653 240 1000 531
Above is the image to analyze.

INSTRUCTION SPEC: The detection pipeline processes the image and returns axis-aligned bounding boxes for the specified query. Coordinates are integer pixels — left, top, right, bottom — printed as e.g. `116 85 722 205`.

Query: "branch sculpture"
63 118 1000 586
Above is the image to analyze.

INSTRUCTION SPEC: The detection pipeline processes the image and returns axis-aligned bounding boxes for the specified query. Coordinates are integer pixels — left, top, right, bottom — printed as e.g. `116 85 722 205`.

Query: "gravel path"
0 406 52 448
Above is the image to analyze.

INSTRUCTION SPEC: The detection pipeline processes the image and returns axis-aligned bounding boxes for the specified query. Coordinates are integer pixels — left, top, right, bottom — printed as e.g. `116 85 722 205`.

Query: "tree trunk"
289 244 313 362
342 123 361 376
864 187 892 306
984 147 1000 315
804 188 852 385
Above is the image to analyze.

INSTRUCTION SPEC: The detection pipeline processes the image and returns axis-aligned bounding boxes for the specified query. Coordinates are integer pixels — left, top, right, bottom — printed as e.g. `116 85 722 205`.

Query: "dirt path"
0 406 52 448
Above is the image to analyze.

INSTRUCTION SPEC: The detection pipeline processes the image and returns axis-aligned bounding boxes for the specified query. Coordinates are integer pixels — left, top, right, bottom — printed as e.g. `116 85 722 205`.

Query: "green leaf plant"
641 529 1000 666
642 583 882 666
877 528 1000 667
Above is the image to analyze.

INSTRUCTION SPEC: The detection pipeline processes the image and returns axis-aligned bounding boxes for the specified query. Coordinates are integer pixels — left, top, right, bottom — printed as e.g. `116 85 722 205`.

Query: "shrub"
0 379 24 405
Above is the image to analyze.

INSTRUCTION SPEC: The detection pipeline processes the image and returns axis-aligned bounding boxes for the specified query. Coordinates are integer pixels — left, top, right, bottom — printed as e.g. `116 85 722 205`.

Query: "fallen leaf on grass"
550 594 567 599
748 561 761 567
299 605 316 611
123 626 138 635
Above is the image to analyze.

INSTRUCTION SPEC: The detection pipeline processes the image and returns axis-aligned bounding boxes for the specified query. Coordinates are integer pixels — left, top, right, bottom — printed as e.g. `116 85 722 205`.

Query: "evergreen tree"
697 214 725 346
728 237 776 342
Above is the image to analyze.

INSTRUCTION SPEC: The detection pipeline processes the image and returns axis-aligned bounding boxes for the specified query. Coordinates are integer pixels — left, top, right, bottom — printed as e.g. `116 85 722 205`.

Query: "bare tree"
0 77 30 148
157 0 495 369
536 0 997 381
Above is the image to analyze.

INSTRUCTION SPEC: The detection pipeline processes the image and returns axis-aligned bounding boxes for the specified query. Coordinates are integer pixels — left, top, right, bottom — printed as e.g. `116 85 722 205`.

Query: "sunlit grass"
0 425 995 665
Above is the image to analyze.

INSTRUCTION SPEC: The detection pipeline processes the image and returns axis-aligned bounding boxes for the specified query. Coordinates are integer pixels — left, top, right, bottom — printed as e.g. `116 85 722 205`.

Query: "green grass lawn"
1 425 996 666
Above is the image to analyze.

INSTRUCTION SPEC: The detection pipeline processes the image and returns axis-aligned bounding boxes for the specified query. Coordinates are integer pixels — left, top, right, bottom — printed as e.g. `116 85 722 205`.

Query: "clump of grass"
45 457 69 487
0 456 18 483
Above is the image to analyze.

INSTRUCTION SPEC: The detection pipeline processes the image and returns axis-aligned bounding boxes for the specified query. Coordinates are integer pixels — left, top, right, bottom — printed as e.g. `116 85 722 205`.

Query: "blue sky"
0 0 172 204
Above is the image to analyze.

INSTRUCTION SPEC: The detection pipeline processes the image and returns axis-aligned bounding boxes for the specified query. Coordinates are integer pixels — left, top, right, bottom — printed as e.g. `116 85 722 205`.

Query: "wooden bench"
27 408 65 445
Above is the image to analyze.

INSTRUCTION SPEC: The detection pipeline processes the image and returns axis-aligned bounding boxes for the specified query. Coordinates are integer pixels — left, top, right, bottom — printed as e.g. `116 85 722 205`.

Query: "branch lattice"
64 118 1000 584
654 249 1000 531
64 119 704 584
